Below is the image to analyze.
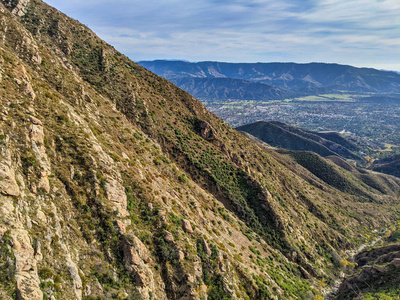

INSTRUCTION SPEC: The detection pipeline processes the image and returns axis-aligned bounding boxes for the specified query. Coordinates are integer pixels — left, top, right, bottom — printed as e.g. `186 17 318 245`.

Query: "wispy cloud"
45 0 400 70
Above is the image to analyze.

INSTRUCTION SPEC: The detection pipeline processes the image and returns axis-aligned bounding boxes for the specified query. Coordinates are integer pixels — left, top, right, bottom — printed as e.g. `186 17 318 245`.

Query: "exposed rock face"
3 0 29 16
66 254 83 300
66 107 129 218
199 121 216 141
11 229 43 300
164 231 174 243
28 116 51 193
13 0 29 16
202 238 212 257
122 234 155 299
0 148 19 196
182 218 193 233
104 177 128 217
116 220 127 234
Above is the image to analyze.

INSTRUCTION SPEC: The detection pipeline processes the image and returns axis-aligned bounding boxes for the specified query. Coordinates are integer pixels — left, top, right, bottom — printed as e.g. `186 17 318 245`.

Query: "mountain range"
0 1 400 299
139 60 400 100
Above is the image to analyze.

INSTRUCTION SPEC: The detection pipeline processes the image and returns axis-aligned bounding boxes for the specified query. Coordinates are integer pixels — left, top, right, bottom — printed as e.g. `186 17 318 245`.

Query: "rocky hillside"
1 1 400 300
138 60 400 100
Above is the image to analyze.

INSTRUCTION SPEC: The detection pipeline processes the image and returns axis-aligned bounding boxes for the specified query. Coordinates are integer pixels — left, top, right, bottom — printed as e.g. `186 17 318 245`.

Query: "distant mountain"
171 77 294 100
139 60 400 100
237 121 363 161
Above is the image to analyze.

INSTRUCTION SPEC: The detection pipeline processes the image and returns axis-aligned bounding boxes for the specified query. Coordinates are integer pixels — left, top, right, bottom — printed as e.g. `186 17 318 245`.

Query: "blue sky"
45 0 400 71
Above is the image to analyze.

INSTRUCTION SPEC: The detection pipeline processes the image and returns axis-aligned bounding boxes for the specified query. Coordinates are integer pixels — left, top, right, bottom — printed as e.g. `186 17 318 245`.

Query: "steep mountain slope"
138 60 400 100
0 1 400 300
237 121 363 161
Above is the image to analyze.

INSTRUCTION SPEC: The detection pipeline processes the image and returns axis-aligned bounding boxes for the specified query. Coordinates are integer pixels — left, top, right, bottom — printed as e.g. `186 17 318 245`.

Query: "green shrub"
39 267 53 279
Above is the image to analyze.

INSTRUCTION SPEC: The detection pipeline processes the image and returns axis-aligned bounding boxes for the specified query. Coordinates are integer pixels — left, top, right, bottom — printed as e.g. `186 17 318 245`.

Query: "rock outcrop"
28 116 51 193
199 121 216 141
122 234 155 299
11 229 43 300
0 148 19 196
182 218 193 233
66 254 83 300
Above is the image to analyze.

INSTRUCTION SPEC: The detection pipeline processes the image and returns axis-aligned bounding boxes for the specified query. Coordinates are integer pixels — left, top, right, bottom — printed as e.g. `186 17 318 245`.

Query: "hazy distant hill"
139 60 400 100
172 77 295 100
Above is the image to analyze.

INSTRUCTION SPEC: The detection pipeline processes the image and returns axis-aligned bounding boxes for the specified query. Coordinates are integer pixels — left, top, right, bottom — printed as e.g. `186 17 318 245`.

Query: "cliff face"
0 1 400 299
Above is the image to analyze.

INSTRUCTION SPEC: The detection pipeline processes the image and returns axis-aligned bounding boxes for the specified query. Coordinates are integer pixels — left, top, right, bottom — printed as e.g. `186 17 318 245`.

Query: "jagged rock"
116 220 126 234
2 0 29 16
25 82 36 100
32 52 41 64
11 229 43 300
122 234 154 299
87 279 103 297
299 266 311 279
164 231 174 243
36 209 47 224
121 152 129 160
159 210 167 223
29 116 42 126
29 116 51 193
0 149 19 196
123 234 151 266
202 238 212 257
12 0 29 16
178 250 185 261
104 177 129 217
199 121 216 141
66 254 83 300
182 219 193 233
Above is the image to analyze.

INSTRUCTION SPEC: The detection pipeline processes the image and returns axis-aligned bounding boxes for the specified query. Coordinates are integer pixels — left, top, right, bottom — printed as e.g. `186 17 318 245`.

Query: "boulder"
202 238 212 257
199 121 216 141
164 231 174 243
182 219 193 233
